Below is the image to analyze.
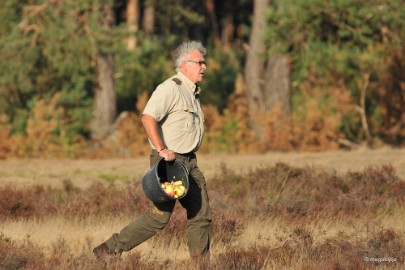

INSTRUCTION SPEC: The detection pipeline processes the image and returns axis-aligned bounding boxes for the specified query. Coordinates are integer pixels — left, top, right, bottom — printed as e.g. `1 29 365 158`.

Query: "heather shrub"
365 229 405 260
62 181 148 219
1 163 403 222
210 225 404 269
150 202 243 248
150 208 188 247
0 234 44 270
0 180 148 220
0 185 56 220
1 163 404 269
3 235 153 270
209 163 405 219
310 228 405 270
212 247 267 270
212 212 243 245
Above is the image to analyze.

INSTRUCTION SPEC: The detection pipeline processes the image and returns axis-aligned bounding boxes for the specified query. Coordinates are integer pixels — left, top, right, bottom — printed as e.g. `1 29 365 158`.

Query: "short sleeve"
142 83 176 121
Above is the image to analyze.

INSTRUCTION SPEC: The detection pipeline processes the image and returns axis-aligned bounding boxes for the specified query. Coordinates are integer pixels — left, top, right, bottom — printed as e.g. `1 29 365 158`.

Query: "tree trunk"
142 2 155 34
91 3 116 140
244 0 269 140
126 0 139 50
244 0 292 142
221 15 234 49
205 0 220 46
264 54 291 117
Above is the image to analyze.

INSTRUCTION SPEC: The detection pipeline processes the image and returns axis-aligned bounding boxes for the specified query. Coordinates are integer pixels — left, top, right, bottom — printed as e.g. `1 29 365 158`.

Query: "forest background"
0 0 404 159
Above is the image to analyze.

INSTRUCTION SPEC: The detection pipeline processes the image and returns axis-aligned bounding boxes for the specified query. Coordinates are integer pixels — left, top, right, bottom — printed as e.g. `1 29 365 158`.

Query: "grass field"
1 147 404 269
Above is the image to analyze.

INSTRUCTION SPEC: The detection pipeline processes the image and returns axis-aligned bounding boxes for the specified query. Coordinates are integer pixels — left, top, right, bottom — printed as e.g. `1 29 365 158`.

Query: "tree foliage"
264 0 405 145
0 1 99 137
0 0 404 158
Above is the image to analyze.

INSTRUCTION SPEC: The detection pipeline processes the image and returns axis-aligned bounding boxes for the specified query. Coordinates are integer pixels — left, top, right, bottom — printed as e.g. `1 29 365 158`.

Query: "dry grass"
1 148 405 269
1 147 404 189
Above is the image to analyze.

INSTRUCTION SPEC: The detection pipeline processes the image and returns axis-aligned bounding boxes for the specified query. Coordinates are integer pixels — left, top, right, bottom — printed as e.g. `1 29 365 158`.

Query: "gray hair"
174 41 206 72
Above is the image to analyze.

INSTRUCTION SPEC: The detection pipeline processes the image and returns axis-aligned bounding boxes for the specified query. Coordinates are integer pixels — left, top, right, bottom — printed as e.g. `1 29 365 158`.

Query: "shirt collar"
177 72 197 93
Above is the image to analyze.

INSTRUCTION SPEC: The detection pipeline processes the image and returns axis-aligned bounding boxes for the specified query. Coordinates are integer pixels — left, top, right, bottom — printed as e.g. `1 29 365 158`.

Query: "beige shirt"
142 72 204 154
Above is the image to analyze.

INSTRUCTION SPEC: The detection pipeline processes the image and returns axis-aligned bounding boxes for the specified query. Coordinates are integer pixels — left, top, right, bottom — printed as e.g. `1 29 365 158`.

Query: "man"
93 41 212 261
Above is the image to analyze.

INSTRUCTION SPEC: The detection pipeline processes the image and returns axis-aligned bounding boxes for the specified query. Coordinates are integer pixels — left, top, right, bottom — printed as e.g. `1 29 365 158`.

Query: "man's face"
179 50 206 84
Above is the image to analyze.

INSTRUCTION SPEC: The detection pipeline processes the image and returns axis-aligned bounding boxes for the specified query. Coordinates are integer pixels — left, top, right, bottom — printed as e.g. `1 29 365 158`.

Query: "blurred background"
0 0 404 159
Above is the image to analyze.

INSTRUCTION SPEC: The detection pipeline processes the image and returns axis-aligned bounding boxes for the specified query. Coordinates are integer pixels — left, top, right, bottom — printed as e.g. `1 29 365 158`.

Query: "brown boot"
92 242 114 259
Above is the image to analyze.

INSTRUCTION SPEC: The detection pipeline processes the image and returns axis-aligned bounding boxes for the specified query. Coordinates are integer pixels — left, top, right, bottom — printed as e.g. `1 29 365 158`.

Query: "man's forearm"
142 114 175 161
141 114 165 151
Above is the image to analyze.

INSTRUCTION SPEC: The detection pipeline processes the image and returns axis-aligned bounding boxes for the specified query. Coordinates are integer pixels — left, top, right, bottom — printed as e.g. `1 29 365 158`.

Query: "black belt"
177 152 195 158
152 149 195 157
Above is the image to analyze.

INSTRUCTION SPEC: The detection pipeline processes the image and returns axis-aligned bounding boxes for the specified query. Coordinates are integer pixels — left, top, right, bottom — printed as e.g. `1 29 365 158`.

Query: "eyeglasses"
185 60 207 66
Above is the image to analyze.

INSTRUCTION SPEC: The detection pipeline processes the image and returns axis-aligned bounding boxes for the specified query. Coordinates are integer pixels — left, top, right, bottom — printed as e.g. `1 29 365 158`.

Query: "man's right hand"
158 148 176 161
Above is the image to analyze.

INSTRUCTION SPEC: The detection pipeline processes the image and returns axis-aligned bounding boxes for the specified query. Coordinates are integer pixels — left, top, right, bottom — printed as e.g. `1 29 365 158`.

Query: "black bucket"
142 158 189 204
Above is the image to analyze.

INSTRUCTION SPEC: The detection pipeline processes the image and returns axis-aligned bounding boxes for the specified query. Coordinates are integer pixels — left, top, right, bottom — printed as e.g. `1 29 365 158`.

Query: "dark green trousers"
105 150 212 256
